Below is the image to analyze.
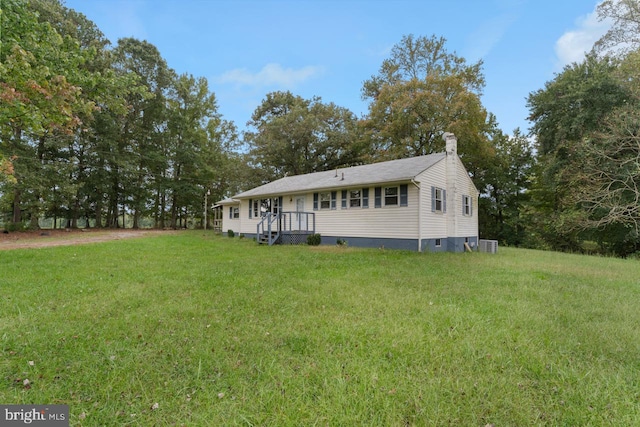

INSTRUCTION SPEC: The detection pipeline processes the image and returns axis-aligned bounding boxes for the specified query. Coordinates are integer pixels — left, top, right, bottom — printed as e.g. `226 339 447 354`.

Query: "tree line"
1 0 639 257
1 0 238 230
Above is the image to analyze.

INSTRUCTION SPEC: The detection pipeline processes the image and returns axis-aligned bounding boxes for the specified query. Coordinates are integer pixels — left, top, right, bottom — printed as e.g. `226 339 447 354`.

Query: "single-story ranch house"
216 133 478 252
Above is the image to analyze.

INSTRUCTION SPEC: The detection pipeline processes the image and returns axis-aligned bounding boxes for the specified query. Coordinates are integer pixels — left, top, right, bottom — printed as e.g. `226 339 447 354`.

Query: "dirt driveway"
0 229 175 250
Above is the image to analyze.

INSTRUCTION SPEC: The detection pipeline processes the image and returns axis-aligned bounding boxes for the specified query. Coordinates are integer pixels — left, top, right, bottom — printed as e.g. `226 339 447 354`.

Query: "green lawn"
1 232 639 426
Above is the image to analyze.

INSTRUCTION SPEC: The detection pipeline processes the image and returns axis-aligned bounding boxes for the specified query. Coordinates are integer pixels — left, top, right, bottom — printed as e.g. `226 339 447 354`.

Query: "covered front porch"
257 211 316 245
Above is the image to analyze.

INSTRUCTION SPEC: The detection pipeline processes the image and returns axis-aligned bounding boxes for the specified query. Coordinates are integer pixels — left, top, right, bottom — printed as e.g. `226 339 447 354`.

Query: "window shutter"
443 190 447 213
362 188 369 208
431 187 436 212
400 184 408 207
462 195 465 215
229 207 232 219
249 199 253 218
374 187 382 208
331 191 337 210
470 197 473 216
313 193 318 211
341 190 347 209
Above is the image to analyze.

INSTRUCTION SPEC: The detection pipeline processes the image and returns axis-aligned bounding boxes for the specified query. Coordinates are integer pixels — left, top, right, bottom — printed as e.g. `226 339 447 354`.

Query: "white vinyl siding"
314 185 418 239
417 159 448 241
225 217 241 234
455 162 478 237
228 153 477 244
233 189 419 239
416 156 478 240
220 202 241 235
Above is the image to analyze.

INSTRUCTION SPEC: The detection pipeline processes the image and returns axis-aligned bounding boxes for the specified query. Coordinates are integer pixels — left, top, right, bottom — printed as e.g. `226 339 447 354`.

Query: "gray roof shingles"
233 153 446 199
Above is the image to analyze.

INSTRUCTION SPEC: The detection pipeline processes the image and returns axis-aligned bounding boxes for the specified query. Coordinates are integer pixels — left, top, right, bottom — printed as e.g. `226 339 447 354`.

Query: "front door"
295 196 307 231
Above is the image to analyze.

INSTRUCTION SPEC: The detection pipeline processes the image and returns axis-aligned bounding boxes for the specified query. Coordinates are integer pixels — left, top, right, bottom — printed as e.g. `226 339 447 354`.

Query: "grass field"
1 231 639 426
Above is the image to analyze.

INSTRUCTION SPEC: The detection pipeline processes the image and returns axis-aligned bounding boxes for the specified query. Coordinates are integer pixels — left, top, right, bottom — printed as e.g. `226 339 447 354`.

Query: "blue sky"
64 0 610 137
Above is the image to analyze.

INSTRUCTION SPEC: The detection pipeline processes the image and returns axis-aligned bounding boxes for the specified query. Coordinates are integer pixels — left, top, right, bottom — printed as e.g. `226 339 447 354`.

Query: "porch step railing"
257 211 316 246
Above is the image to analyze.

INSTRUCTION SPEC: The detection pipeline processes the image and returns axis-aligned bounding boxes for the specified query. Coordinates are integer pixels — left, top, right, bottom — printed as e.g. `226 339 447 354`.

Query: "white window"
435 238 442 247
349 189 361 208
384 186 398 206
319 192 331 209
260 199 270 216
232 207 239 219
463 195 472 216
253 198 279 217
434 188 443 212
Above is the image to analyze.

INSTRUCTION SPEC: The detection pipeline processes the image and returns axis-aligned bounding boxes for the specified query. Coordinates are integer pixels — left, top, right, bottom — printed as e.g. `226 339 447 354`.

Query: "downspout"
411 179 421 252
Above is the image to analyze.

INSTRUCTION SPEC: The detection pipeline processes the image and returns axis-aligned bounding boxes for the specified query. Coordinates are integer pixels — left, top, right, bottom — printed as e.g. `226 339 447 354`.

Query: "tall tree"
28 0 131 229
479 128 534 246
528 55 626 157
245 91 362 182
568 105 640 256
360 34 494 181
0 0 91 228
165 73 231 229
0 1 239 231
560 50 640 256
110 38 171 228
592 0 640 58
526 54 630 252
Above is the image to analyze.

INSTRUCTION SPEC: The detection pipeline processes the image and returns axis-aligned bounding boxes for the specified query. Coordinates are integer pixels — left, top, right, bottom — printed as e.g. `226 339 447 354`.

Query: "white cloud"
215 63 324 88
554 4 611 69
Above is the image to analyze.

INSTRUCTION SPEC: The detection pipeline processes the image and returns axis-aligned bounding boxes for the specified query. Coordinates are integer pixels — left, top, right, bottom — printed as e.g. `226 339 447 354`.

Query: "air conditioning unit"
479 239 498 254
